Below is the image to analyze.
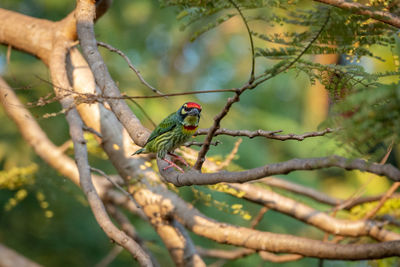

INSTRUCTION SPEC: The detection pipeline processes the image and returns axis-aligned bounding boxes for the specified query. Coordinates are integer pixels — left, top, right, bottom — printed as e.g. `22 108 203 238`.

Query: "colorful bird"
132 102 202 172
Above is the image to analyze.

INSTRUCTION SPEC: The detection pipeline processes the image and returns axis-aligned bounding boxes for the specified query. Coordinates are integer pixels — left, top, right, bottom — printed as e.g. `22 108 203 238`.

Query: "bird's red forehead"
185 102 202 110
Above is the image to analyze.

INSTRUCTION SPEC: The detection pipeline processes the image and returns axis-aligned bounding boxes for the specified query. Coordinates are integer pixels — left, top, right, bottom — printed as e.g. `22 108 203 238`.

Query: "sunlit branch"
227 183 400 241
250 206 268 229
0 243 42 267
216 138 242 171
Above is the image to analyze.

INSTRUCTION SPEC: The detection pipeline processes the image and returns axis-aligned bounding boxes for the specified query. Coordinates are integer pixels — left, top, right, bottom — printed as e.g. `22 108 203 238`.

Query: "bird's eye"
184 106 189 111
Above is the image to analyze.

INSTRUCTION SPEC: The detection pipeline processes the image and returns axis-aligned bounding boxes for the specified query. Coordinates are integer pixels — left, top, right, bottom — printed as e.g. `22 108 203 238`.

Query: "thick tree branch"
159 187 400 260
67 47 205 267
314 0 400 29
159 155 400 186
75 0 150 147
49 26 151 265
0 77 79 186
227 183 400 241
0 1 111 64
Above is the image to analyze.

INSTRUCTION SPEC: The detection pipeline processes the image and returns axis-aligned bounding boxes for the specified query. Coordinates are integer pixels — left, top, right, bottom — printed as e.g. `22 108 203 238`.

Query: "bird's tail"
132 148 145 156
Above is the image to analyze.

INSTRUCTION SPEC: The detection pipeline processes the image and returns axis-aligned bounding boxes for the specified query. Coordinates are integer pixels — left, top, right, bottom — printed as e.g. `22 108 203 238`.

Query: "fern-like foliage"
161 0 400 159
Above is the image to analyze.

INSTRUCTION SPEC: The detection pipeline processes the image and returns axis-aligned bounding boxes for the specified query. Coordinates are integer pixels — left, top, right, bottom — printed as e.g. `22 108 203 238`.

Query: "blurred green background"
0 0 399 266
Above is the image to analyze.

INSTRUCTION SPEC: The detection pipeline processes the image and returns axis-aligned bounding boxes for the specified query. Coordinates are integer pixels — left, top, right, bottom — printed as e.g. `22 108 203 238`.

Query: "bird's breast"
182 125 198 135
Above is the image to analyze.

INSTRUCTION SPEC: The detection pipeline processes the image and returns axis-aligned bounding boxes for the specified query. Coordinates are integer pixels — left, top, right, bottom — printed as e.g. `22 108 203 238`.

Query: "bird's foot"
162 158 185 173
167 152 189 167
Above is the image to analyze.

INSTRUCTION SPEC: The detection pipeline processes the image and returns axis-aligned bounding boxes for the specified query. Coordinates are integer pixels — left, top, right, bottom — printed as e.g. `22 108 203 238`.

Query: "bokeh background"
0 0 399 266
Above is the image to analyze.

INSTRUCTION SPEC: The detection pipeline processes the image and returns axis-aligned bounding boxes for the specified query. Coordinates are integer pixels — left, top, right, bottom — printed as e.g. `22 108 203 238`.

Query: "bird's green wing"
145 112 178 144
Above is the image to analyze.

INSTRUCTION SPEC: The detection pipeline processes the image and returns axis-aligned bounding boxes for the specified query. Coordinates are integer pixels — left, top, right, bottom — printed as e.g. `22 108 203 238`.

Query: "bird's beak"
189 108 200 116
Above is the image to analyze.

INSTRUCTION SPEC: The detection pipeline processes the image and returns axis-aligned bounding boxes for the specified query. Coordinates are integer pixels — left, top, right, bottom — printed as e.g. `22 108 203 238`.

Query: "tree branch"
197 247 302 263
0 243 42 267
261 177 400 209
49 22 151 264
76 0 150 147
159 155 400 186
314 0 400 29
227 183 400 241
195 128 334 141
97 41 163 96
67 46 205 267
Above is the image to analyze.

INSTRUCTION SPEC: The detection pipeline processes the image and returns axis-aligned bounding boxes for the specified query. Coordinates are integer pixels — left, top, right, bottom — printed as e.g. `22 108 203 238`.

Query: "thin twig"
363 141 396 219
195 128 333 141
229 0 255 82
35 74 236 100
6 44 12 65
250 206 268 229
216 138 242 171
83 125 102 138
90 167 140 208
127 98 157 128
184 140 221 147
95 245 123 267
253 8 331 86
331 140 395 213
97 41 164 96
364 182 400 219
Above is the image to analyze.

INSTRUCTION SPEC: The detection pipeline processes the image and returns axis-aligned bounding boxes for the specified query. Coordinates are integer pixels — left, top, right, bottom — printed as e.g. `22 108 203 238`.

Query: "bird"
132 102 202 173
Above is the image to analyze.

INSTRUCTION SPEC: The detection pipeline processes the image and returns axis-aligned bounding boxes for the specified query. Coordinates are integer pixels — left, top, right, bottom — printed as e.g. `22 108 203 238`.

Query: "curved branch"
158 155 400 186
314 0 400 29
97 41 163 95
229 0 255 81
49 35 152 265
76 0 150 147
0 77 80 186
